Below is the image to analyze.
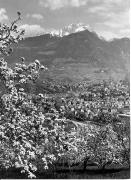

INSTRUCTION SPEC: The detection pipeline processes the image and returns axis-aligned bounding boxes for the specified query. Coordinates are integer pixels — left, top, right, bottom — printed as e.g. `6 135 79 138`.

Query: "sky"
0 0 130 40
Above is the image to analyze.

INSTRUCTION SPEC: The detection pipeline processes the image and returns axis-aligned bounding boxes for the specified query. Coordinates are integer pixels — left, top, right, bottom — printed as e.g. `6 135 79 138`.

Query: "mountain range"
6 23 130 83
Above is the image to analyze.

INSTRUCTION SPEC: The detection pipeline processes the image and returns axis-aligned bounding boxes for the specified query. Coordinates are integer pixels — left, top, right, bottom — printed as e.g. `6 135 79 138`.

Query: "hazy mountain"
6 26 130 83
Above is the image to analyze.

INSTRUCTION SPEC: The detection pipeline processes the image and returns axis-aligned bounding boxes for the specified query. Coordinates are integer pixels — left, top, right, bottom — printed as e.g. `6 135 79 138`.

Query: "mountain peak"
49 23 92 37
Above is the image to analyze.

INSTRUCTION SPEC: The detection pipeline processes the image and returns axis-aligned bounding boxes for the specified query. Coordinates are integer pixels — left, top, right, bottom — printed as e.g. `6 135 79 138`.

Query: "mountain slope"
5 28 130 83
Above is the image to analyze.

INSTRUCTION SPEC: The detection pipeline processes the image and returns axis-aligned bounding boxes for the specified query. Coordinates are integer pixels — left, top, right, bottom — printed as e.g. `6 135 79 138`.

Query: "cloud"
39 0 129 10
104 0 126 5
119 29 130 37
97 28 130 40
97 30 119 40
32 14 44 20
19 24 45 37
103 10 129 38
87 0 129 40
0 8 8 22
27 13 44 20
88 0 129 14
104 10 129 28
88 6 108 13
39 0 87 10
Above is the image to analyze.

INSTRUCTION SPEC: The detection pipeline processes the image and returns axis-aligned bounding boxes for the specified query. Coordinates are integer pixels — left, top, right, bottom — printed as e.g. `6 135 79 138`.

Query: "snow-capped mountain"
50 23 92 37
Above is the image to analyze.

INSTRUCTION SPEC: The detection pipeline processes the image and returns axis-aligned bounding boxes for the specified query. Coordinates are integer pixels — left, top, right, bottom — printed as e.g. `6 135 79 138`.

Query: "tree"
91 124 124 170
0 13 68 178
62 122 129 171
0 12 24 56
112 121 130 167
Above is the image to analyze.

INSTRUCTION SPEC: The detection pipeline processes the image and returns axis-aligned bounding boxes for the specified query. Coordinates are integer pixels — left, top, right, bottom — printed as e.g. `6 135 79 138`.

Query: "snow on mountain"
49 23 92 37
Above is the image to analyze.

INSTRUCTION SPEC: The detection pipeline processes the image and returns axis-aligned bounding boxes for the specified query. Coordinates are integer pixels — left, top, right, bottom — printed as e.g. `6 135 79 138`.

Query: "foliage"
0 12 24 56
59 122 129 170
0 14 68 178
